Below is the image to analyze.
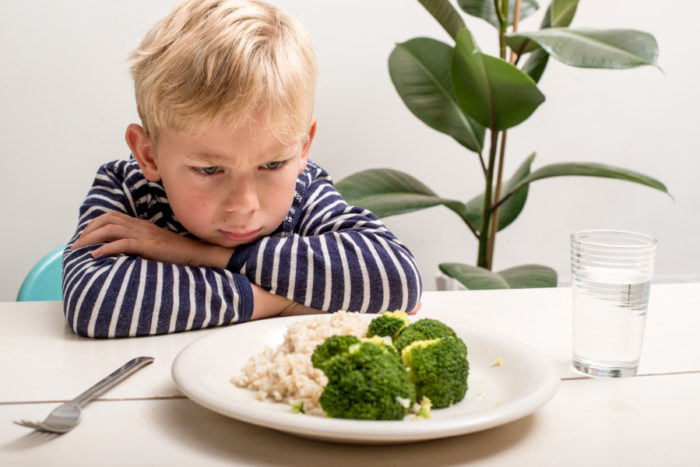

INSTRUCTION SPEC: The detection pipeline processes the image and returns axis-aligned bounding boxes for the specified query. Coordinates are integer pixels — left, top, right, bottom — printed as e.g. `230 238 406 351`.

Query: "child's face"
133 117 315 248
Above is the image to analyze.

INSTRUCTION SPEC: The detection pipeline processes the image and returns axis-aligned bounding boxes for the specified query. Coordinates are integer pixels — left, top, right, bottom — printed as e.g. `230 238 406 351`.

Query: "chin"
214 238 243 249
213 235 260 249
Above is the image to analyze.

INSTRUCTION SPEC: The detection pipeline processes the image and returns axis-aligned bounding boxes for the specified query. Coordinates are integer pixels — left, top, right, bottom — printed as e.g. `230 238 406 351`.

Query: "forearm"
71 209 236 269
63 160 261 337
250 283 323 320
232 228 422 314
62 245 253 338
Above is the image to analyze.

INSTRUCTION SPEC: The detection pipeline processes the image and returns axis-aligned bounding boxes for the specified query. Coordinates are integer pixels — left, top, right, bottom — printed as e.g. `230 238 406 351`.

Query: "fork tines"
14 420 53 433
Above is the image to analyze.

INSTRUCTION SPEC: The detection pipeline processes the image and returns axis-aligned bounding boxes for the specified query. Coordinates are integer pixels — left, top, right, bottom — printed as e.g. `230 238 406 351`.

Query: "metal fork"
14 356 154 434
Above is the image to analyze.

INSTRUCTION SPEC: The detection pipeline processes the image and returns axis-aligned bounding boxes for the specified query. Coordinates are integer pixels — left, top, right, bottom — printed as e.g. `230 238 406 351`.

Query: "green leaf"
452 29 545 130
389 38 485 154
521 48 549 82
520 0 579 82
501 162 672 203
549 0 578 28
419 0 466 40
335 168 463 219
440 262 557 289
440 263 508 289
506 28 659 69
463 153 536 231
456 0 539 28
498 264 558 288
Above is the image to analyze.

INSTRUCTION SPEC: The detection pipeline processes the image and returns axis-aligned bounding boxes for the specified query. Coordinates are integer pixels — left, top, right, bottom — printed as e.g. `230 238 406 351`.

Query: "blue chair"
17 245 65 301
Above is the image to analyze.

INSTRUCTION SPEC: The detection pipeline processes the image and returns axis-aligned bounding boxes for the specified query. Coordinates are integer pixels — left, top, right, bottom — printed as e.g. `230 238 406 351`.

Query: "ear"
125 123 160 181
298 117 317 174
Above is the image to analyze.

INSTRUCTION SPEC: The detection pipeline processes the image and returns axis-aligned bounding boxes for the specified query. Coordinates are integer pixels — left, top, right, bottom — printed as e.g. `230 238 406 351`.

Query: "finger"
407 301 422 315
73 218 105 246
278 302 323 317
91 238 148 259
75 211 130 245
74 223 137 250
75 211 153 249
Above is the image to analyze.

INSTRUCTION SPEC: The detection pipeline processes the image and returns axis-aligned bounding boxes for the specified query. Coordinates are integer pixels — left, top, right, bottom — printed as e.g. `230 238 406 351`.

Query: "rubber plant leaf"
335 168 466 219
463 153 536 232
418 0 466 40
506 28 659 69
452 28 545 131
440 262 557 289
390 38 485 154
456 0 539 28
501 162 672 203
520 0 579 82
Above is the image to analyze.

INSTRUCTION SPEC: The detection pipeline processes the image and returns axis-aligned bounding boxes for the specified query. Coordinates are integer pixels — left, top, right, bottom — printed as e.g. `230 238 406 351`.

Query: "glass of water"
570 230 657 377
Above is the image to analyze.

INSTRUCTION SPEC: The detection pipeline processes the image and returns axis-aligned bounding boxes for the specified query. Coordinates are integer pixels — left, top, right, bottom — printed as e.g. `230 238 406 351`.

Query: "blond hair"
128 0 317 143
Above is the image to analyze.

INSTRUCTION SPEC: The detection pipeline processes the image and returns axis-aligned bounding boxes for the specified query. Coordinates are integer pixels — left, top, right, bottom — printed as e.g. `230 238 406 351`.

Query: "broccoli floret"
289 400 304 414
311 335 361 369
401 336 469 408
367 310 410 339
393 318 457 353
413 396 432 419
315 340 416 420
360 336 400 357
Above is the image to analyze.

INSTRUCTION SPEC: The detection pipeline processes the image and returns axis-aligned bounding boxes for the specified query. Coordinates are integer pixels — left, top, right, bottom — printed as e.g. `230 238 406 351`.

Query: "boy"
63 0 421 338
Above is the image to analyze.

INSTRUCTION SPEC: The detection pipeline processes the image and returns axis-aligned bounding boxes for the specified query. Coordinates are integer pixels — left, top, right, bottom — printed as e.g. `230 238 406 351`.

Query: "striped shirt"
63 158 422 338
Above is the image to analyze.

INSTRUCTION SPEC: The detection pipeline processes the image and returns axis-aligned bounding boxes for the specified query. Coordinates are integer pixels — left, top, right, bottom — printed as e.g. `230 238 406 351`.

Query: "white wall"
1 0 698 301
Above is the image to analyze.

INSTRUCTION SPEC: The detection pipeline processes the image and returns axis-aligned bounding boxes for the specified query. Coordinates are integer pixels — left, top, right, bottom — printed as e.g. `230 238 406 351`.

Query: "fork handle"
73 356 155 407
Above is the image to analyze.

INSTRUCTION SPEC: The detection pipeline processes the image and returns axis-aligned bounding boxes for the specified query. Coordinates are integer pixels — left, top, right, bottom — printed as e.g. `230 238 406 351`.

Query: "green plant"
336 0 670 289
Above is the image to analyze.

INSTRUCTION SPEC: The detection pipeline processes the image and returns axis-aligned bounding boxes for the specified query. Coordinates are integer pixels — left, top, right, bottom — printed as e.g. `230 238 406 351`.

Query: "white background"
1 0 698 301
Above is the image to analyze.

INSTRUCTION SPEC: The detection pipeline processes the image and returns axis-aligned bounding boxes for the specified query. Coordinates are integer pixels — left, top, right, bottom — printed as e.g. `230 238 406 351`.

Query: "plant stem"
510 0 522 64
486 0 523 269
492 189 515 212
478 129 499 269
478 153 487 177
497 0 508 59
493 0 506 27
486 131 508 267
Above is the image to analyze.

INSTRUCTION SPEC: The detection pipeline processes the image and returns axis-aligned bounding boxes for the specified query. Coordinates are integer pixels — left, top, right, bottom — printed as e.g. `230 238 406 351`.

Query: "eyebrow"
184 152 227 165
184 147 299 166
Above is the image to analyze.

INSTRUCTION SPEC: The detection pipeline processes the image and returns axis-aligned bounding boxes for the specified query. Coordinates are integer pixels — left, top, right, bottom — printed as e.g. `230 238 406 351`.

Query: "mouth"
219 228 263 243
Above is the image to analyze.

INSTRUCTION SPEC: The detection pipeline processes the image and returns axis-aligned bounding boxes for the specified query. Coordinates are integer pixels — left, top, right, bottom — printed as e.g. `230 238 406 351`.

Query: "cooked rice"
231 311 368 416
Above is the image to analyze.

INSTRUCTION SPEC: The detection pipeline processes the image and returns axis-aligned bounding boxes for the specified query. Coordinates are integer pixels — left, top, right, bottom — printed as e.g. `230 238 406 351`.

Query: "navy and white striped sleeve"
228 169 422 314
62 161 254 338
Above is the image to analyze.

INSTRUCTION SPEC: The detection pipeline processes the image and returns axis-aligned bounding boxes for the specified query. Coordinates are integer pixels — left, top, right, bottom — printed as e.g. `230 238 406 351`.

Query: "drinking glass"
570 230 657 377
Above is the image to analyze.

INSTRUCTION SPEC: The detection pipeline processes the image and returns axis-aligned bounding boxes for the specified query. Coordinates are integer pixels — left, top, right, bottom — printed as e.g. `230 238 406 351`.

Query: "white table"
1 283 699 466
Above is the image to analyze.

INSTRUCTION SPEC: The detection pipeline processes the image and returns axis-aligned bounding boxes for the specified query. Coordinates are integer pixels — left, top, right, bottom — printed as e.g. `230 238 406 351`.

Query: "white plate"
172 315 559 444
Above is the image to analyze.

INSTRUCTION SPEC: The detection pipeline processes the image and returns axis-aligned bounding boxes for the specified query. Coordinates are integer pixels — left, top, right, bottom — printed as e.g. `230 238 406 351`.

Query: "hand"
250 284 420 321
71 211 233 268
250 284 323 320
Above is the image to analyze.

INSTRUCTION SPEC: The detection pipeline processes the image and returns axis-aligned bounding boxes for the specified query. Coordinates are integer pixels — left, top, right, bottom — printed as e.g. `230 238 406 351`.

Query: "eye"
195 166 221 176
261 160 287 170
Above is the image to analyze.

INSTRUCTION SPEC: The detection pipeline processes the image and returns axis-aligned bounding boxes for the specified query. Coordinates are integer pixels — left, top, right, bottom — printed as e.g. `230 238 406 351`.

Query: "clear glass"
570 230 657 377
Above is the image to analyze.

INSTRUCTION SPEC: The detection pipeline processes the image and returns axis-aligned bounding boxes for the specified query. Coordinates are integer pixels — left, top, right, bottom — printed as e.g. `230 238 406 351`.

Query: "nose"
222 175 260 214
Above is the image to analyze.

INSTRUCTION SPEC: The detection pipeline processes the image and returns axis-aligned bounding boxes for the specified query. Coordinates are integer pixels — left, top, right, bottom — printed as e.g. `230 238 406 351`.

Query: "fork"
14 356 154 434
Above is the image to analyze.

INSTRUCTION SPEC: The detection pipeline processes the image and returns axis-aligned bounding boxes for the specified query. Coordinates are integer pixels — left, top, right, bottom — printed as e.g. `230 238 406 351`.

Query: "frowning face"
135 117 315 248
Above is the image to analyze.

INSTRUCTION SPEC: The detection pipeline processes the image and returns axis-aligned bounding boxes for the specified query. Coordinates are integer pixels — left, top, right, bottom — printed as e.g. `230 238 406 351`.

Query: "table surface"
1 283 699 466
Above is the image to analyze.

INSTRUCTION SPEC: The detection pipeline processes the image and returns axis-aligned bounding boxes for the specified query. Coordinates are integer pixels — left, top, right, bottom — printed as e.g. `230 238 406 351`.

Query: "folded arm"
62 162 303 338
230 176 423 314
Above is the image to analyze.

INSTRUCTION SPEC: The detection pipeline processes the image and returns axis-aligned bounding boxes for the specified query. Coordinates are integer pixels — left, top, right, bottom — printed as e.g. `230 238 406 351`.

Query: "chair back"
17 245 65 301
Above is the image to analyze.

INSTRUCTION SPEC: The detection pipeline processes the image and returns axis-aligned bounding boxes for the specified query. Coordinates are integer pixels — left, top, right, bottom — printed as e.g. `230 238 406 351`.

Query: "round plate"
172 315 559 444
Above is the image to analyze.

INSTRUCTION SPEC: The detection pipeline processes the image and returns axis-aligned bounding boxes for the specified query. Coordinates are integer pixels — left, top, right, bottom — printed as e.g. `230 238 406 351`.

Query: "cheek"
190 192 218 218
262 176 298 216
166 180 213 225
